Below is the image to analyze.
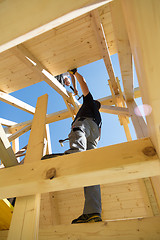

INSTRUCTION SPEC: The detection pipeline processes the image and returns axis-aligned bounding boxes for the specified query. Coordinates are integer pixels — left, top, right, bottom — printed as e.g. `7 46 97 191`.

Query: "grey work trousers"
65 118 102 214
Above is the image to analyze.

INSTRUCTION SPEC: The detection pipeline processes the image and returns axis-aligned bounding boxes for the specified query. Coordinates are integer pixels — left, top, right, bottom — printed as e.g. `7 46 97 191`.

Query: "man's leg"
65 119 89 154
71 119 102 223
83 119 102 214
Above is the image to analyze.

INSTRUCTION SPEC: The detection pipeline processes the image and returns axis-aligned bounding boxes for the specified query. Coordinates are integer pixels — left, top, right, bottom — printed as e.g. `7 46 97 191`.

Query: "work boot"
71 213 102 224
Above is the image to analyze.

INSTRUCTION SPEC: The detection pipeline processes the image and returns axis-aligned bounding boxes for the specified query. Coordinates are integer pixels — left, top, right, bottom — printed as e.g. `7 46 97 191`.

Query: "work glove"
68 68 77 75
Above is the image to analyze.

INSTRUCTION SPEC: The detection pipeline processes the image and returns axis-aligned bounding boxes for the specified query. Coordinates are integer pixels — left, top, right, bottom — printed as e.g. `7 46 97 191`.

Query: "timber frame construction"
0 0 160 239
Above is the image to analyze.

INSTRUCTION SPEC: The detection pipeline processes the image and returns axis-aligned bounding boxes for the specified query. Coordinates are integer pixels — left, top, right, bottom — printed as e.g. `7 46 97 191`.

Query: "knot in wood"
46 168 56 180
142 147 156 156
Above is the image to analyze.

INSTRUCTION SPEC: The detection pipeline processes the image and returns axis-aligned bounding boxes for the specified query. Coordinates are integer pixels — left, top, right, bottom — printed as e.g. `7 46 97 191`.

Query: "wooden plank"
1 216 160 240
0 137 159 199
121 0 160 157
91 9 119 95
24 94 48 163
0 91 35 114
127 101 159 216
110 0 133 101
11 45 70 101
8 94 48 240
4 87 141 135
0 124 18 167
0 118 17 127
44 124 52 155
0 0 111 53
100 105 130 116
7 195 40 240
127 100 148 139
8 125 31 142
151 176 160 210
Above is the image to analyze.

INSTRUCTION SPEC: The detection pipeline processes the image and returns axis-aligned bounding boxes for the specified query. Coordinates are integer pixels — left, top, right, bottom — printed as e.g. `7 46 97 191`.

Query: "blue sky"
0 54 142 157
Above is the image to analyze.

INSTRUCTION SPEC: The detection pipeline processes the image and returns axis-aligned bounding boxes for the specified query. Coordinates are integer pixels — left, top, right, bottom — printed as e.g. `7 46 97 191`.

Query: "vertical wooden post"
12 138 20 162
127 99 160 216
8 94 48 240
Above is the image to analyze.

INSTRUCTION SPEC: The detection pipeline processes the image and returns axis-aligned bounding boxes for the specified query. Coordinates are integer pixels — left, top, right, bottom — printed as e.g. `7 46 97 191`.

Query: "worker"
55 73 78 95
66 68 102 224
55 73 71 86
42 68 102 223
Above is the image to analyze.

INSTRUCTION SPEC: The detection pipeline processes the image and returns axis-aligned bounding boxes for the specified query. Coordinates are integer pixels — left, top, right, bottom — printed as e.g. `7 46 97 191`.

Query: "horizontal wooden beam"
0 91 35 114
5 87 140 135
0 138 159 199
100 105 130 116
1 216 160 240
0 118 17 127
0 0 111 53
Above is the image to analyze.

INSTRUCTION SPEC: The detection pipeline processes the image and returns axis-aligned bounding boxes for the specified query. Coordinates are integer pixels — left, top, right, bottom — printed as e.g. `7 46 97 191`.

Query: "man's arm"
69 73 78 95
74 71 89 97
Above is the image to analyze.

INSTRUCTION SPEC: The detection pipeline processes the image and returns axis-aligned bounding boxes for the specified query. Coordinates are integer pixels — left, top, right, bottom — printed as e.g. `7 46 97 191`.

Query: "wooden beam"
0 91 35 114
91 9 119 95
25 94 48 163
7 195 41 240
0 138 159 199
0 124 18 167
4 87 141 135
100 105 130 116
1 216 160 240
8 94 48 240
0 118 17 127
110 0 133 101
121 0 160 156
11 45 70 100
127 100 148 139
44 124 52 155
0 0 111 53
8 125 31 142
127 100 160 216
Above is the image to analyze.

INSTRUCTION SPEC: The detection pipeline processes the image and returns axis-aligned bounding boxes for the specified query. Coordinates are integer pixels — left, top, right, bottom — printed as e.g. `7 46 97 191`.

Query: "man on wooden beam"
43 68 102 224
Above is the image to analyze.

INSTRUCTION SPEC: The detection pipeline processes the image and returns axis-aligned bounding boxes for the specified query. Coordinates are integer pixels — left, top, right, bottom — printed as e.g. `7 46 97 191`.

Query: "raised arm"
68 69 89 96
74 71 89 97
69 73 78 95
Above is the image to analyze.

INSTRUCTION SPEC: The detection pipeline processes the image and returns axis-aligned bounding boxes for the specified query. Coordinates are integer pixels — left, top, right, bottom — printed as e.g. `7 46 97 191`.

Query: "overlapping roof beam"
90 9 119 95
0 137 159 199
10 44 70 101
5 104 130 138
0 124 18 167
110 0 133 101
4 87 140 136
0 90 35 114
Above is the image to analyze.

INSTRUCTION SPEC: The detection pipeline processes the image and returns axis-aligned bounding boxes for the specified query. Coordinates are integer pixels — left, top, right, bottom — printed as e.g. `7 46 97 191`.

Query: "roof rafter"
0 90 35 114
10 44 70 101
110 0 133 101
90 9 119 95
